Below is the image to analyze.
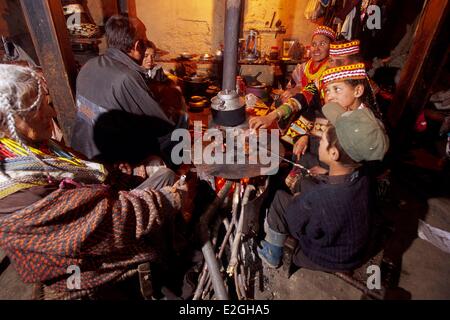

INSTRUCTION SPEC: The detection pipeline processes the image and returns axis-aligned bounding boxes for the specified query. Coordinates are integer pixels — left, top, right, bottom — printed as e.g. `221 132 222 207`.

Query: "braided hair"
0 64 54 169
345 78 383 121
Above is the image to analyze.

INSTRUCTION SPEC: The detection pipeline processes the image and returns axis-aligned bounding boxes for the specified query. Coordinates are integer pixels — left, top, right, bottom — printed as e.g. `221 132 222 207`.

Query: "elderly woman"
0 64 188 296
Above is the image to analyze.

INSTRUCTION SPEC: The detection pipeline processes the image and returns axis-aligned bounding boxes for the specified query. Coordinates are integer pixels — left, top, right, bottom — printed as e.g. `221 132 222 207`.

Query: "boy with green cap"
258 103 389 271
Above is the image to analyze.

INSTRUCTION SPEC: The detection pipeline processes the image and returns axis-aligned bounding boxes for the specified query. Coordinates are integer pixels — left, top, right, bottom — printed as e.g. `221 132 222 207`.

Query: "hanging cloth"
305 0 323 20
324 0 339 26
336 0 359 20
341 6 357 40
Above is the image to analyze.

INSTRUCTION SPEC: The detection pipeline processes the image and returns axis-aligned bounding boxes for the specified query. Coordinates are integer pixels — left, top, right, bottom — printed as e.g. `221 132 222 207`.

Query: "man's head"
320 102 389 165
105 15 147 63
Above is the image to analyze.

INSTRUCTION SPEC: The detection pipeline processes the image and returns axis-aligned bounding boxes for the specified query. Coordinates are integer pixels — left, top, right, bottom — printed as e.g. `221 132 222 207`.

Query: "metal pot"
199 53 214 61
211 90 246 127
179 52 195 59
242 71 262 87
182 75 210 98
245 83 269 102
188 96 208 112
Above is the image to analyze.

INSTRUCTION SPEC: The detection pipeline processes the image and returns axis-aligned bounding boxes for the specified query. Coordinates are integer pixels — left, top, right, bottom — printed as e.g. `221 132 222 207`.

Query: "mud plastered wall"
133 0 318 57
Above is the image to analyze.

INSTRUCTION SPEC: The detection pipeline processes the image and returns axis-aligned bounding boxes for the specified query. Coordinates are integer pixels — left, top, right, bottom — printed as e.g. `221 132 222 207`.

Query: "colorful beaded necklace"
304 59 329 83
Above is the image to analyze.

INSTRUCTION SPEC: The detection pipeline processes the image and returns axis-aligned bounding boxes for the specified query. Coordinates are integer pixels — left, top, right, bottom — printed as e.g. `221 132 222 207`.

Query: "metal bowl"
180 52 195 59
199 53 214 61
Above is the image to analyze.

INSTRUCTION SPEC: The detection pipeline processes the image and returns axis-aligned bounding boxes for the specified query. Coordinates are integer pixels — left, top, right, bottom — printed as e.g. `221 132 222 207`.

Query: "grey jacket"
71 48 175 161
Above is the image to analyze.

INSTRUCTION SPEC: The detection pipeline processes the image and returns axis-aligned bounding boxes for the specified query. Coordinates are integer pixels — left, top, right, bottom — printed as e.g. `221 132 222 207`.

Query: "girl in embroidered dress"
249 25 336 131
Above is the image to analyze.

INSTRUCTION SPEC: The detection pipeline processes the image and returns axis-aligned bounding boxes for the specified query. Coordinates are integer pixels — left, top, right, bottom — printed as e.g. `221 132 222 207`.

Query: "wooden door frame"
388 0 450 135
20 0 78 144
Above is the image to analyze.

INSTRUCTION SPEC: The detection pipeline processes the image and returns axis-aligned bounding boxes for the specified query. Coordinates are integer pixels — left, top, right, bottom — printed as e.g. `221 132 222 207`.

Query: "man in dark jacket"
71 15 177 167
257 103 389 271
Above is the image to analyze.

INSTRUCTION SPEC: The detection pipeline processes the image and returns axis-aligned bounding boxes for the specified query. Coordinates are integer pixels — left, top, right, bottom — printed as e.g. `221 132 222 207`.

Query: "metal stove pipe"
211 0 246 127
222 0 242 91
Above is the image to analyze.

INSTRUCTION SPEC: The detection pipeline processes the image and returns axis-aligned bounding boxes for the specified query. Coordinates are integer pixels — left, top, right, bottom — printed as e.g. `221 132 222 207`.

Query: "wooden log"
193 263 209 300
218 186 241 258
227 184 255 276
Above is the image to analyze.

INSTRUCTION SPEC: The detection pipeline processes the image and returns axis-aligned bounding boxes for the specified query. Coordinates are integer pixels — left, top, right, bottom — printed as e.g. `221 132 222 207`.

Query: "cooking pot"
182 75 210 98
242 72 262 87
188 96 208 112
211 90 246 127
245 83 269 102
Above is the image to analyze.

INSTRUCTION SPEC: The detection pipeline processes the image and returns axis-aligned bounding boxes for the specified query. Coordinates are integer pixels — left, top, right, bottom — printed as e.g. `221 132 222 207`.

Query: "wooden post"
20 0 77 144
102 0 120 23
118 0 136 17
387 0 450 130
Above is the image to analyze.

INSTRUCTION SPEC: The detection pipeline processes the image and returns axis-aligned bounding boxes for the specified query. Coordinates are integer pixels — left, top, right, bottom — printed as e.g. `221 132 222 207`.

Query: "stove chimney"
212 0 246 128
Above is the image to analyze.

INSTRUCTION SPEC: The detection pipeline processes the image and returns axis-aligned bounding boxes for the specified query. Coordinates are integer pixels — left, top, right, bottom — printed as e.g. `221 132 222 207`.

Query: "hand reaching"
293 135 309 160
280 87 301 103
249 112 277 130
172 175 197 223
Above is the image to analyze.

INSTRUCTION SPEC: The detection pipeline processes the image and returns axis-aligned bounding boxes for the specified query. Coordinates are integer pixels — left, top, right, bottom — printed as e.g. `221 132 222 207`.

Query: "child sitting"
286 63 384 192
257 103 389 271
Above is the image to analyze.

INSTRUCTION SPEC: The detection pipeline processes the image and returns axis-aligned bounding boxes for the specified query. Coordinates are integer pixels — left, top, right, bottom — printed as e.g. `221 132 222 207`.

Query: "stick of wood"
202 275 213 300
201 186 241 300
234 268 242 300
218 185 241 258
238 272 247 300
198 181 233 300
193 262 209 300
227 184 255 276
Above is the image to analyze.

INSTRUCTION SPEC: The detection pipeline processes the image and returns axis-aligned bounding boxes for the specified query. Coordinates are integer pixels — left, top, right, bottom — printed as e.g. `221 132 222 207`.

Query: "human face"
142 48 156 70
311 35 330 63
15 93 56 143
323 80 363 111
